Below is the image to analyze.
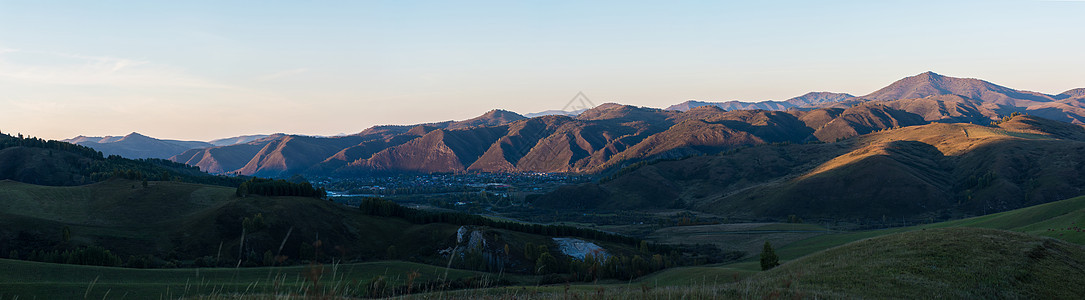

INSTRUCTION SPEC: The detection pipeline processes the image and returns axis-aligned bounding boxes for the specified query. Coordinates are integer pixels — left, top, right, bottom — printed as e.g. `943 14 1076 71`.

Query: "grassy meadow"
5 190 1084 299
2 170 1084 298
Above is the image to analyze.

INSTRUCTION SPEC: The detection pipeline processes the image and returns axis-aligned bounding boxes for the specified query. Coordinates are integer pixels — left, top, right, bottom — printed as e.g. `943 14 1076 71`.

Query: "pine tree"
386 245 398 259
760 241 780 270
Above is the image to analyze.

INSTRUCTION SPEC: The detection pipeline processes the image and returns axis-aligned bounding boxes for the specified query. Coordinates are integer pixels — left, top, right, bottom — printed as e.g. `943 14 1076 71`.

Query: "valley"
5 0 1085 297
5 190 1084 299
4 72 1085 299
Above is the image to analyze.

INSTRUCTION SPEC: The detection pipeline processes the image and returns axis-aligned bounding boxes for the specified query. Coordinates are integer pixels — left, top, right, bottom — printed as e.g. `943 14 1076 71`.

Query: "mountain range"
62 133 271 160
665 91 855 111
62 72 1085 177
10 70 1085 298
668 72 1085 121
63 132 213 159
523 108 588 118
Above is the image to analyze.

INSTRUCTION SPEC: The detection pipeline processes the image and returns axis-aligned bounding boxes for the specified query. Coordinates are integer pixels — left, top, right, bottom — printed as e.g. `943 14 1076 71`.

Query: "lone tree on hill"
760 241 780 271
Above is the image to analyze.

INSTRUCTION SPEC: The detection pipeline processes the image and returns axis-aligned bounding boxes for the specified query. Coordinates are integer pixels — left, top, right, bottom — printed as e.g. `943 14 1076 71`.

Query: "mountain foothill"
135 72 1083 181
50 71 1085 223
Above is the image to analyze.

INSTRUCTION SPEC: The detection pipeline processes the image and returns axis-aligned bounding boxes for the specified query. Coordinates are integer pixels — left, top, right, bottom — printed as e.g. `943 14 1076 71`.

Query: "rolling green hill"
0 179 465 267
743 228 1085 299
776 194 1085 261
634 192 1085 293
402 227 1085 299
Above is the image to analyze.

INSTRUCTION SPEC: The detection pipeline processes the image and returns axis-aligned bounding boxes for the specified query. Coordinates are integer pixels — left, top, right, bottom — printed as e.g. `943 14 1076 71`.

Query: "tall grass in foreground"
0 256 824 299
188 280 809 299
179 264 787 300
104 260 768 299
0 258 500 299
157 261 509 299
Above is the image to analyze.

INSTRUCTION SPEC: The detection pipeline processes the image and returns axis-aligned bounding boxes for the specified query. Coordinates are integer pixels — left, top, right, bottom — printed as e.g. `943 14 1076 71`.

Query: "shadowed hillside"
535 115 1085 223
234 135 366 177
810 102 928 142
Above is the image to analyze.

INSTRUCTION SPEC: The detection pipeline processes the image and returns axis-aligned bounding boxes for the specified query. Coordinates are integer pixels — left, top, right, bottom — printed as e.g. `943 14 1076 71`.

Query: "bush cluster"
21 246 123 267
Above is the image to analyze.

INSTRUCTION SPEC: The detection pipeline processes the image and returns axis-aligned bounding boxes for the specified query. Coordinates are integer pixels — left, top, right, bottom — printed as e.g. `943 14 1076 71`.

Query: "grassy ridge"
0 179 241 261
777 194 1085 260
635 194 1085 290
742 228 1085 299
0 179 231 224
0 179 471 267
0 258 494 299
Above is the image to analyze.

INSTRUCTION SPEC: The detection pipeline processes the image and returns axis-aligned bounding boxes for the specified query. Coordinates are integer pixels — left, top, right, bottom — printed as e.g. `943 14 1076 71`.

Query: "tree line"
88 155 245 187
357 197 671 252
15 246 123 267
236 177 327 198
0 132 104 159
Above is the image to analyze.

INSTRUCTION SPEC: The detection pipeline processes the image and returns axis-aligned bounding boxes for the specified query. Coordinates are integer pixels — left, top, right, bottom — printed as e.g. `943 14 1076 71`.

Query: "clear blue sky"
1 0 1083 140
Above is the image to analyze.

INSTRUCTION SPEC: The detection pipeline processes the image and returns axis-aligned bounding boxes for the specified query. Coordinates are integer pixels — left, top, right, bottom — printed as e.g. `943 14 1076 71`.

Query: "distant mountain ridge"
170 109 530 177
665 92 855 112
859 71 1085 124
63 133 213 159
1057 88 1085 99
861 71 1053 105
523 108 588 118
64 133 282 160
163 98 976 177
166 72 1084 178
209 134 271 146
55 72 1081 178
666 71 1085 125
786 91 857 106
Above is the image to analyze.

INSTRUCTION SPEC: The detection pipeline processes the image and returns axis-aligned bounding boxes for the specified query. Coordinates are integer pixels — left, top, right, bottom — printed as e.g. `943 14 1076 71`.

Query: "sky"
1 0 1083 141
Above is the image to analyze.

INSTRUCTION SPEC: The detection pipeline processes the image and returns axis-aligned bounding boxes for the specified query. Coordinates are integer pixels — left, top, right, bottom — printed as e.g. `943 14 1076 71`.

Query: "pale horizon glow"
1 0 1083 141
